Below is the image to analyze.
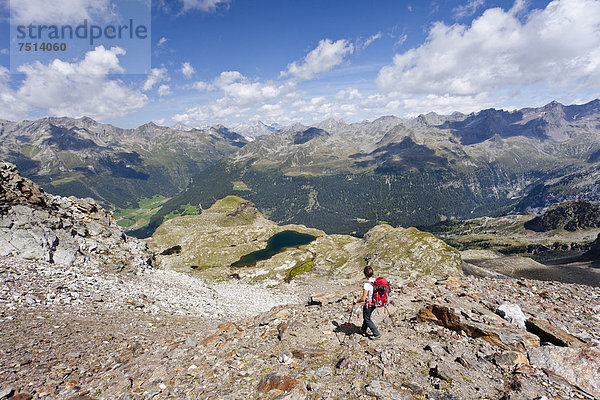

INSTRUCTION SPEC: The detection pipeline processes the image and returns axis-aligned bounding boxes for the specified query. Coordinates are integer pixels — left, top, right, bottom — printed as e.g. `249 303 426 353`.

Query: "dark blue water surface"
231 230 317 267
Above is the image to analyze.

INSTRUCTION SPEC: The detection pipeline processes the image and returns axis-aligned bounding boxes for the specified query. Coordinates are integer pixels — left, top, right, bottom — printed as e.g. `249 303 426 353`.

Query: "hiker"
352 265 381 340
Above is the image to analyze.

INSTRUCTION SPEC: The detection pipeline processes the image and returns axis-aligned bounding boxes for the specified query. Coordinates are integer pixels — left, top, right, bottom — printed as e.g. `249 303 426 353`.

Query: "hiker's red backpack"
367 277 390 307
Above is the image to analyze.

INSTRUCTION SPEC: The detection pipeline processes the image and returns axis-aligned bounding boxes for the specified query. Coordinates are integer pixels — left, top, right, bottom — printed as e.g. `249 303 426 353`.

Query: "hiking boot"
369 334 381 340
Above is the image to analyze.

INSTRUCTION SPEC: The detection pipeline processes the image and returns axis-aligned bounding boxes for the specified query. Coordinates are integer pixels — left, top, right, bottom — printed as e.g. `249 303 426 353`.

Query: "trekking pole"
384 305 395 326
344 303 355 340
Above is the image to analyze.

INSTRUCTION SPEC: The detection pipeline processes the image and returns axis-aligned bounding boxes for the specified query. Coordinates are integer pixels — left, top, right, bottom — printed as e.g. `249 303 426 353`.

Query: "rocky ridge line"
0 161 152 273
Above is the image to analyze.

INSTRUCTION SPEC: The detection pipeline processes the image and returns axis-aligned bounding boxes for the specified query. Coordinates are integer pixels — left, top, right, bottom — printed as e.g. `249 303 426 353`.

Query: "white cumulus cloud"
212 71 294 106
282 39 355 80
174 71 298 125
0 66 29 120
181 0 230 12
180 62 196 79
16 46 147 119
10 0 113 24
158 84 172 97
142 66 169 91
192 81 211 91
453 0 485 18
376 0 600 112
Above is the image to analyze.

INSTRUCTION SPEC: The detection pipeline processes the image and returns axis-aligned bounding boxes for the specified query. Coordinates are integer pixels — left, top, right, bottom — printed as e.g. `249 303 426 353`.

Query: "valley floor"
1 255 600 399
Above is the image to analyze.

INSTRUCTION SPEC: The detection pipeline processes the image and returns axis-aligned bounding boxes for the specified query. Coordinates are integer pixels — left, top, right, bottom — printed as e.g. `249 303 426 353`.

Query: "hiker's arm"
353 289 369 304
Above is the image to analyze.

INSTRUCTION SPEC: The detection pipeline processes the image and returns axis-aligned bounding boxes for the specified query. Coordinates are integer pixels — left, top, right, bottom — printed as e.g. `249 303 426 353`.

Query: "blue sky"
0 0 599 128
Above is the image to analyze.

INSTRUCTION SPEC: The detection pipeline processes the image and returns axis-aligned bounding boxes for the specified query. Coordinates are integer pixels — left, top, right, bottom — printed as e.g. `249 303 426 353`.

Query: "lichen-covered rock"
0 161 152 273
363 224 463 279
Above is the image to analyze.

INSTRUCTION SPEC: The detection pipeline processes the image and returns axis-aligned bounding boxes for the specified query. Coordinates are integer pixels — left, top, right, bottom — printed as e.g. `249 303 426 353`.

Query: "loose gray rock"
366 380 412 399
315 366 332 378
280 349 293 364
528 344 600 398
0 161 153 273
496 303 527 328
0 387 15 399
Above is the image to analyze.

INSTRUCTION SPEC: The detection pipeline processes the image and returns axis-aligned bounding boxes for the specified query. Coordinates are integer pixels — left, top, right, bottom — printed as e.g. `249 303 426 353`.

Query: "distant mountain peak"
293 127 329 145
545 100 562 107
372 115 400 123
230 120 277 139
314 118 347 131
78 116 97 124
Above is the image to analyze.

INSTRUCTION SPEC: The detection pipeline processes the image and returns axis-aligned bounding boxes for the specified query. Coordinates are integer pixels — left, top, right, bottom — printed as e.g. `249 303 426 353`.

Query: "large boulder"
0 161 152 272
528 345 600 398
582 232 600 260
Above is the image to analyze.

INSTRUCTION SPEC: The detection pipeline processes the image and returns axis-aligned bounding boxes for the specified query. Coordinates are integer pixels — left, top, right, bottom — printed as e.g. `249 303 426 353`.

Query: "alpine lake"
231 230 317 267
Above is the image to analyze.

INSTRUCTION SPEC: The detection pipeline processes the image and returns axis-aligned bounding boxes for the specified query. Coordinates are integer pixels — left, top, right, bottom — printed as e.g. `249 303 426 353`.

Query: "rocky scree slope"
1 266 599 399
0 161 152 273
0 163 305 398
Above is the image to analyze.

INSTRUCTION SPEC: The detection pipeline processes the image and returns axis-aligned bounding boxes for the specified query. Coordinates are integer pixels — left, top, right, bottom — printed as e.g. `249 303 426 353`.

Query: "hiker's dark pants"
362 305 380 336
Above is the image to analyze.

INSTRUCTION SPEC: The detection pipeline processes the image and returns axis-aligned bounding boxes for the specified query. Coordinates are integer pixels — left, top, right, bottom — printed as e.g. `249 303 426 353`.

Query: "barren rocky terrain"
1 254 600 399
1 161 600 400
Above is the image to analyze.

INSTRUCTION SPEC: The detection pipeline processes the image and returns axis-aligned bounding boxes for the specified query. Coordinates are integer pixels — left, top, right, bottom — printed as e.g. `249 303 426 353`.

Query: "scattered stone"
256 374 298 394
277 320 291 340
436 276 465 287
309 291 344 305
8 394 32 400
335 357 352 369
217 321 241 332
496 303 527 328
37 384 57 398
428 363 461 383
291 348 327 359
525 318 586 347
0 388 15 400
315 366 332 378
279 350 293 364
528 344 600 398
418 304 540 351
492 351 529 369
366 380 411 399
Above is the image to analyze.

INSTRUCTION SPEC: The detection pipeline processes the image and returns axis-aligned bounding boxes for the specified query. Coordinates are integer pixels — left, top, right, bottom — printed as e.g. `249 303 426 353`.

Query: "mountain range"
140 99 600 237
2 99 599 238
0 117 246 211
